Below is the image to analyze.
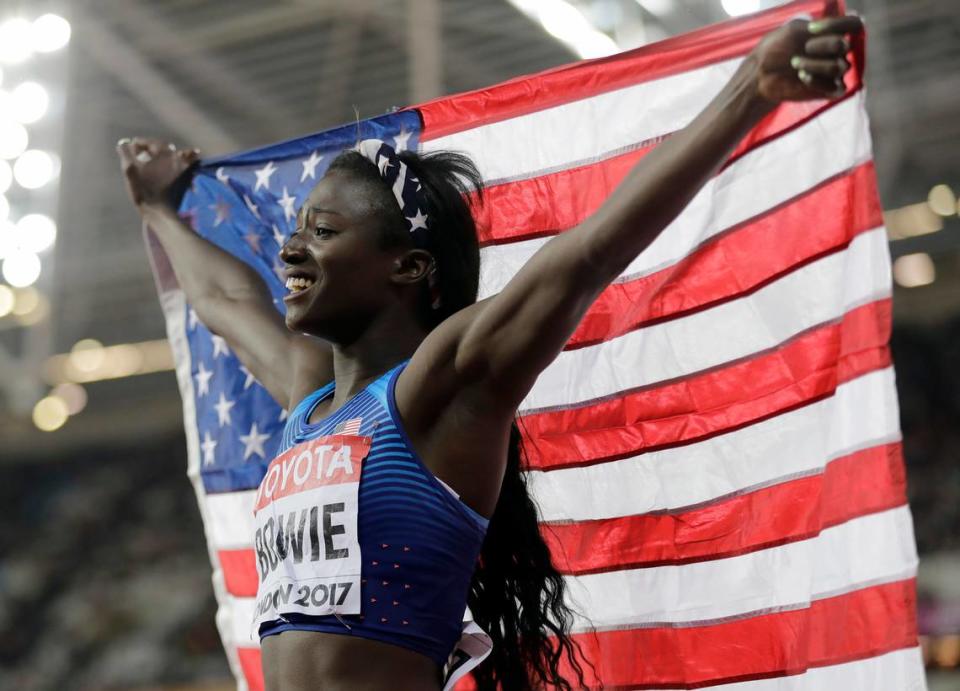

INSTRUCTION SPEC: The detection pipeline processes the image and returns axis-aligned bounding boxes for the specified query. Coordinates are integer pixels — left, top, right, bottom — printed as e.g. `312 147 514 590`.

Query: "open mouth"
283 274 317 300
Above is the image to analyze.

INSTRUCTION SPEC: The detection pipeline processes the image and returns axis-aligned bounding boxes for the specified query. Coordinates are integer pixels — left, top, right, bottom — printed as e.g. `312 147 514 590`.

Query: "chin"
283 305 313 334
284 308 334 341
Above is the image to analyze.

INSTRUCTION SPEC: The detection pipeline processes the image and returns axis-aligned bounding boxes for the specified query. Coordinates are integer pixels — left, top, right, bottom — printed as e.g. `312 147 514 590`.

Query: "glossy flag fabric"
145 1 926 688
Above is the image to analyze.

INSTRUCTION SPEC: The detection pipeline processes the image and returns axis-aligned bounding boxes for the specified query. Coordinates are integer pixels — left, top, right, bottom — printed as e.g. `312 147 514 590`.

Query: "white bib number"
251 435 371 634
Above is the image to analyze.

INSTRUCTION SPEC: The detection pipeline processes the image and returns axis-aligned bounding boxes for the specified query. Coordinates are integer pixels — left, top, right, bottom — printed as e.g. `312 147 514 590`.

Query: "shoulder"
393 298 516 514
396 298 492 419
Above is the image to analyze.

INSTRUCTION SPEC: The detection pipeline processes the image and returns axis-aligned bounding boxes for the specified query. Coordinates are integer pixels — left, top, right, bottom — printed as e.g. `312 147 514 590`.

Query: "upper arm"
194 291 333 410
460 228 605 406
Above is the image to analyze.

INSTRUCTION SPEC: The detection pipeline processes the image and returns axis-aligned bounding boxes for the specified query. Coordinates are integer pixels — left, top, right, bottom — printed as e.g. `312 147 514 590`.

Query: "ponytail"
468 422 591 690
328 147 593 689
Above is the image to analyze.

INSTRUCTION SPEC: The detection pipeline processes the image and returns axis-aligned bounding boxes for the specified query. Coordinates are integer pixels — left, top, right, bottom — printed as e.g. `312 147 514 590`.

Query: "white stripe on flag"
563 505 917 631
424 58 745 183
207 490 257 548
522 226 890 412
478 92 871 297
529 366 900 522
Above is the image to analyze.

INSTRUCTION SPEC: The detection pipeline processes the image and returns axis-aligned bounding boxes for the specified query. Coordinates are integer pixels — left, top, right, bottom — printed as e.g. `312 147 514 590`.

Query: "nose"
279 233 306 264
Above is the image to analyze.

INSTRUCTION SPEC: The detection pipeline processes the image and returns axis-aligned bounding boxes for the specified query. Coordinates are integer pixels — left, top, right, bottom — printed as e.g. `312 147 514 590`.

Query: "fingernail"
790 56 802 70
798 69 812 84
117 138 130 146
808 20 825 33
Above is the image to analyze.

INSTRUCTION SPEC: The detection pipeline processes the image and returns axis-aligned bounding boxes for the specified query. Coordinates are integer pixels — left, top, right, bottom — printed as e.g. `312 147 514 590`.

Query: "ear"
391 248 435 287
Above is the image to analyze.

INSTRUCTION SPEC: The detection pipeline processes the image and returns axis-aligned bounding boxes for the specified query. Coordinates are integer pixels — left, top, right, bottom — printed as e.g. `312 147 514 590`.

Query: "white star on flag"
188 308 199 330
210 200 230 227
200 431 218 466
215 167 230 184
211 334 230 358
406 209 428 232
301 151 323 182
239 364 256 390
278 408 289 422
239 422 270 460
277 187 297 221
214 392 236 427
254 161 277 191
393 129 412 152
243 194 260 218
194 361 213 397
272 225 286 247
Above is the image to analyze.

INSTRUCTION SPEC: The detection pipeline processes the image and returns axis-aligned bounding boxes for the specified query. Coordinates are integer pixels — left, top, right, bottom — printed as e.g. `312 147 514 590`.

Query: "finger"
805 34 849 57
116 138 136 166
808 15 863 36
797 69 846 98
177 149 200 165
132 138 152 156
791 56 849 80
117 145 144 205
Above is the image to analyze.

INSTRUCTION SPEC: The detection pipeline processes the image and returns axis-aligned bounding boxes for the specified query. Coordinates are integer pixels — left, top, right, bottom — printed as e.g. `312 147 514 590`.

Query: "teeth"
285 276 315 292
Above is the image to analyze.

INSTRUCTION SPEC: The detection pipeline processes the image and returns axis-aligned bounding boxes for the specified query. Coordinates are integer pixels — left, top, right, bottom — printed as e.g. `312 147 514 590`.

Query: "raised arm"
118 139 332 408
419 16 862 412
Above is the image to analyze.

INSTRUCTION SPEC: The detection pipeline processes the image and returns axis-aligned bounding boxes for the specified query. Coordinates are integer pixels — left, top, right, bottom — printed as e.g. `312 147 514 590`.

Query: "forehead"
300 170 382 222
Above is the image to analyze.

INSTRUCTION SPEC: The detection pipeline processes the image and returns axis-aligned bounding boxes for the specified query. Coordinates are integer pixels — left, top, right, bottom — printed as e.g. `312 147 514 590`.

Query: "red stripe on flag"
237 646 265 691
472 105 871 250
416 0 844 140
218 440 906 595
558 577 917 689
566 162 882 349
520 298 892 471
219 548 259 597
543 442 906 575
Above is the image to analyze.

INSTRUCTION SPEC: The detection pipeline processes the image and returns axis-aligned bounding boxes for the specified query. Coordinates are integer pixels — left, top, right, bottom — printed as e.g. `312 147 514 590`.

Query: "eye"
314 226 336 238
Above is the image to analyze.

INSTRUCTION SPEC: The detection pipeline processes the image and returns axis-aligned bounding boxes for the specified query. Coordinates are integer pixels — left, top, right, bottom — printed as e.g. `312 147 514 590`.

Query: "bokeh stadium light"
0 12 68 300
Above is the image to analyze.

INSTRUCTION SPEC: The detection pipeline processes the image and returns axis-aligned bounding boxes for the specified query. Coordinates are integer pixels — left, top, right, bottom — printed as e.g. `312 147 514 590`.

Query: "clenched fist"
752 15 863 103
117 137 200 209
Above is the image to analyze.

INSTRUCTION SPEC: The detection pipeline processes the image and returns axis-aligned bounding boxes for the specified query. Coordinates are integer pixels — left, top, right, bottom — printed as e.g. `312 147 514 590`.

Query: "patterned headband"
354 139 430 245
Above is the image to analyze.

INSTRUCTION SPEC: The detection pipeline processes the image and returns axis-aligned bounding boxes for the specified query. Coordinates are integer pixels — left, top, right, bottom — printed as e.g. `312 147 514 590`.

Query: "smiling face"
280 169 413 342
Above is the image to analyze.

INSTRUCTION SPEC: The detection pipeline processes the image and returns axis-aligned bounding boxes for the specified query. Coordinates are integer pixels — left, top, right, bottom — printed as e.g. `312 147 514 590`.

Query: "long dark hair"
328 148 591 689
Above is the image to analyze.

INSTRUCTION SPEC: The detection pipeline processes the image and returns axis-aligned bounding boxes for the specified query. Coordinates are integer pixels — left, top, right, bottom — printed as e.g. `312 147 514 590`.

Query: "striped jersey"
254 361 489 666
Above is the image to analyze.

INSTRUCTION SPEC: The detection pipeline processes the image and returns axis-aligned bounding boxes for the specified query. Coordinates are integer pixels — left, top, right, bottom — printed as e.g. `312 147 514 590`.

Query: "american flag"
146 1 925 689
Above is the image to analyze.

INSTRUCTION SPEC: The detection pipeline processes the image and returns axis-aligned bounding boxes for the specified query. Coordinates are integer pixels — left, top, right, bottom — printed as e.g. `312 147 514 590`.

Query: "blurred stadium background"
0 0 957 689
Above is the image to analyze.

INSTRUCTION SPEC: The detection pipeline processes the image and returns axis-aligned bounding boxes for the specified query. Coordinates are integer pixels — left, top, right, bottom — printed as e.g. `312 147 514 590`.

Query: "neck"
328 309 427 406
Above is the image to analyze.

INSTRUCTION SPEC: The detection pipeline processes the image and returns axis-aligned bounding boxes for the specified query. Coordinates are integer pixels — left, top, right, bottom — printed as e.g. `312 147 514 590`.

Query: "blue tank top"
256 361 489 666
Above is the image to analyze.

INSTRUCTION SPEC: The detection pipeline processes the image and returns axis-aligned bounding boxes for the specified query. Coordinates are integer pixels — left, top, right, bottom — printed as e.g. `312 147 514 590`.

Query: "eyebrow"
310 206 343 216
296 206 344 232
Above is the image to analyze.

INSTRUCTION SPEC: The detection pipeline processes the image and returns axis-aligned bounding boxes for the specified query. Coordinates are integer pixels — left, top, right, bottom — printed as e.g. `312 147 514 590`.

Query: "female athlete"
118 15 862 691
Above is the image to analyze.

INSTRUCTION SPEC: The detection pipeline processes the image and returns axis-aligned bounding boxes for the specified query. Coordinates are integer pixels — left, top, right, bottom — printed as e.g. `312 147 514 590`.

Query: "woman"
118 15 861 691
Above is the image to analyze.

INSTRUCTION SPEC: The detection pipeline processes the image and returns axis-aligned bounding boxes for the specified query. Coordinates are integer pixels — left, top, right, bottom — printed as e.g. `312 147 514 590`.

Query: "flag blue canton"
177 111 422 494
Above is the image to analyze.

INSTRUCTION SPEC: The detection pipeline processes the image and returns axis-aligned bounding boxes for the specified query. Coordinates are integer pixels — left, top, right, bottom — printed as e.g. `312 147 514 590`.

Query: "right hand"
117 138 200 209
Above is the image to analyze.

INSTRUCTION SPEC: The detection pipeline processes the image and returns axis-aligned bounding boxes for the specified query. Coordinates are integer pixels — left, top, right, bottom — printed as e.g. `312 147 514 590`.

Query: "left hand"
752 15 864 103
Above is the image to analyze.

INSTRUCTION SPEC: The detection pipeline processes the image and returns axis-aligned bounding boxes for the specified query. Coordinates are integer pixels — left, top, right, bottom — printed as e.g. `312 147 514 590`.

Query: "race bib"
251 435 372 633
